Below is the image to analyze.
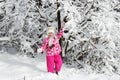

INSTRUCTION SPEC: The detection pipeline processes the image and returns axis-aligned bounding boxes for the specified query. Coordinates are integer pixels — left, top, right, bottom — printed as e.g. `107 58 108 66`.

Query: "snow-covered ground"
0 52 120 80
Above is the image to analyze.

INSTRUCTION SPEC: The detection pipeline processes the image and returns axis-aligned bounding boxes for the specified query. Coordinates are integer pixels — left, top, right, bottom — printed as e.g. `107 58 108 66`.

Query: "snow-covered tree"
60 0 120 74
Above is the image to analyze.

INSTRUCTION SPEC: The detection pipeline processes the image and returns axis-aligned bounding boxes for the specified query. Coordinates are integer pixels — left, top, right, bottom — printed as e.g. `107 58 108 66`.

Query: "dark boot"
55 71 58 75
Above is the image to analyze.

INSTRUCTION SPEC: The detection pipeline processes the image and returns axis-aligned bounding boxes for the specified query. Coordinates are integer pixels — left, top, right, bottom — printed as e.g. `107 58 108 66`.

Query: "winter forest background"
0 0 120 76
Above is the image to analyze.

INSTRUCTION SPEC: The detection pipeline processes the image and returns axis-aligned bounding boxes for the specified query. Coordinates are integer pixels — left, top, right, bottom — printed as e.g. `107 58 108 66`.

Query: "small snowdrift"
0 52 120 80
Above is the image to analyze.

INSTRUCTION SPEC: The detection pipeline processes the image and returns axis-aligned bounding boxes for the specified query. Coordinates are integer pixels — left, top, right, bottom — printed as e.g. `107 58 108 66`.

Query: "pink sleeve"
41 38 48 52
57 22 65 39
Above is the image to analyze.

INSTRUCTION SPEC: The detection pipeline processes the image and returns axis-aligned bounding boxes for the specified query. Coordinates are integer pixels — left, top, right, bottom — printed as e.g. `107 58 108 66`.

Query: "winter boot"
55 71 58 75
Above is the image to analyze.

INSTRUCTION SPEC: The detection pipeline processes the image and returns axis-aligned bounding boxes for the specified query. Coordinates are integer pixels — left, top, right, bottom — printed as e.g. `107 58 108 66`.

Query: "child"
37 17 67 75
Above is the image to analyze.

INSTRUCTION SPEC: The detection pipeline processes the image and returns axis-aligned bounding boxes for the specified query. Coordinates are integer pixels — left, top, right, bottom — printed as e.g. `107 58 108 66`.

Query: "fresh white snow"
0 52 120 80
0 37 10 41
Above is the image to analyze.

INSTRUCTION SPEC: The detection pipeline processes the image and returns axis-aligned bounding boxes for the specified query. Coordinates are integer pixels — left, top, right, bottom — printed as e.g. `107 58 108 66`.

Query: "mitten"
63 16 68 23
37 48 42 53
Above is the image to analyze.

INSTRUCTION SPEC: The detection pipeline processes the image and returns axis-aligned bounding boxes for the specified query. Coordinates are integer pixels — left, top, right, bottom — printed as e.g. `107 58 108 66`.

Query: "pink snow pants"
46 54 62 73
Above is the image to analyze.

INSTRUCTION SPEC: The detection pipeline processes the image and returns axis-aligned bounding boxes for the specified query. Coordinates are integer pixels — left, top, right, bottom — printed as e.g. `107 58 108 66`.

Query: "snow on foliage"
0 0 120 74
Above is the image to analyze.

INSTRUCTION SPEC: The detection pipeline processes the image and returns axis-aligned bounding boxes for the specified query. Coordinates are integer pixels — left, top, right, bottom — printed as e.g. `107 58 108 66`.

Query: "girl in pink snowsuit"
38 20 66 74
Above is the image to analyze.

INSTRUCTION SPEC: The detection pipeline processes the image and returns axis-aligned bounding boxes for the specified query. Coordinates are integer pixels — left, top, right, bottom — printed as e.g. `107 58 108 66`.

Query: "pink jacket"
41 22 65 56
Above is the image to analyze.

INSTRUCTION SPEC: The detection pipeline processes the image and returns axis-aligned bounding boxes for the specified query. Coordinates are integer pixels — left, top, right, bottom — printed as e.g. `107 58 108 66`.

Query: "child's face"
48 32 54 37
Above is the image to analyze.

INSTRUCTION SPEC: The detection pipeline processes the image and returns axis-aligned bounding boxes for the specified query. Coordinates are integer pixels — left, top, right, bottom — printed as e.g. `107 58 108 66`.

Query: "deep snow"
0 52 120 80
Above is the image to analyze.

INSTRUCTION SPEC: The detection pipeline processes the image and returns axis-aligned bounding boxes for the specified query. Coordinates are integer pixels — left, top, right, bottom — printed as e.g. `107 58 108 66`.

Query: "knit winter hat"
47 27 55 34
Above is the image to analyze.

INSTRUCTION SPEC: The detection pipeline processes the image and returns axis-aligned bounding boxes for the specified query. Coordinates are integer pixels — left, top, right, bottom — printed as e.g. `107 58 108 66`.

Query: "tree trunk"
57 0 63 58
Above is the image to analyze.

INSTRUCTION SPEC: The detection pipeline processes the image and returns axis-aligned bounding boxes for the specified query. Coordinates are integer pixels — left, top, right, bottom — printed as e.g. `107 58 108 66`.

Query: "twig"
85 1 94 15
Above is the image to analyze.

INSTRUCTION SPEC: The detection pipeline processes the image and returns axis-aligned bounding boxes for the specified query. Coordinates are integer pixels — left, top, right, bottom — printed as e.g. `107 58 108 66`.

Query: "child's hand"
63 16 68 23
37 48 42 53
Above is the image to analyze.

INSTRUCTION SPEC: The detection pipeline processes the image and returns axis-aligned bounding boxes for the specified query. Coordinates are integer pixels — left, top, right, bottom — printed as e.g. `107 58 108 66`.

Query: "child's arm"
41 38 48 52
57 16 68 39
57 22 65 39
37 38 48 53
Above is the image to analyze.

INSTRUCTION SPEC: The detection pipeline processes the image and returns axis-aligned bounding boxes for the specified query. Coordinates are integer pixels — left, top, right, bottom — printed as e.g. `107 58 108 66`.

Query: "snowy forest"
0 0 120 80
